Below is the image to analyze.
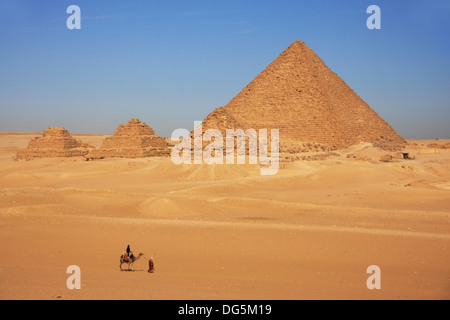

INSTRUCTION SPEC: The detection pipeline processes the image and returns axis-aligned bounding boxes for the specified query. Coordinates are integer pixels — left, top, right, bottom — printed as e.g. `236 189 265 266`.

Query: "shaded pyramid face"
88 118 170 159
202 41 405 151
15 127 93 160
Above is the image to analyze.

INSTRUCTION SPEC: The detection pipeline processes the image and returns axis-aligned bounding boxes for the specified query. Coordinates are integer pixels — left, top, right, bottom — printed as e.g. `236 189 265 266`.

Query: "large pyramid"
87 118 170 159
15 127 93 160
200 41 405 152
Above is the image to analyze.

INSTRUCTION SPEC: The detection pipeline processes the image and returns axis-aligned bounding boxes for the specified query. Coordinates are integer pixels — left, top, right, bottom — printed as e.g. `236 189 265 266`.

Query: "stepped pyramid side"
190 107 264 156
201 41 405 152
87 118 170 159
15 127 93 160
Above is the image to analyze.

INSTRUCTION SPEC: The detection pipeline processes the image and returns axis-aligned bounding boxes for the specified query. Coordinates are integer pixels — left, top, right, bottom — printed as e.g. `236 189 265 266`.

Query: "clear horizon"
1 0 449 139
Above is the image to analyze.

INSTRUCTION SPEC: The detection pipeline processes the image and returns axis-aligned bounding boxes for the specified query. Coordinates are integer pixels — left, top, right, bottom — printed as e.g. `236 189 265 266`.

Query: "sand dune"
0 134 449 299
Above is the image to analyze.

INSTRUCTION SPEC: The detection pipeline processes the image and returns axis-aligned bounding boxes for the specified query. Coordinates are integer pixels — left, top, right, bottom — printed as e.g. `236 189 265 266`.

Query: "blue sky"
0 0 449 138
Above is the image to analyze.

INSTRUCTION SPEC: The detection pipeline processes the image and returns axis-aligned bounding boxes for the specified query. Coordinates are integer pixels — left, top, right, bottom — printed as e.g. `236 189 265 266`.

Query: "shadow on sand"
120 269 146 272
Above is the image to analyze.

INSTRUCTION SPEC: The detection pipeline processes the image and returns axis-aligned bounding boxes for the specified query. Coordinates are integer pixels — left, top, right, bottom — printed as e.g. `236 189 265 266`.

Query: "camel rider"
125 245 135 262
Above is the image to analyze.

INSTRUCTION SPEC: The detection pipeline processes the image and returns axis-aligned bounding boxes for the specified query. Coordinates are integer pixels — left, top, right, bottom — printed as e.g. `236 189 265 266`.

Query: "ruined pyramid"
200 41 405 153
87 118 170 159
15 127 93 160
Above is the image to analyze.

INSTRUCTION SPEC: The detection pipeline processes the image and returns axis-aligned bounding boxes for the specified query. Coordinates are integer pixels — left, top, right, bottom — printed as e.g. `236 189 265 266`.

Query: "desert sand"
0 133 449 300
1 41 448 300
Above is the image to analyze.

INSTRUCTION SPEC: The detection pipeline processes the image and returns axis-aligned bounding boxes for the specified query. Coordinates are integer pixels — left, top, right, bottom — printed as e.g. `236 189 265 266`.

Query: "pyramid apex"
279 40 309 57
289 40 307 48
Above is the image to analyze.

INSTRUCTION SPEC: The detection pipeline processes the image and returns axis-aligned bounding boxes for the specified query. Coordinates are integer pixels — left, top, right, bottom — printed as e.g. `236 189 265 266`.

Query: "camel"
120 252 144 271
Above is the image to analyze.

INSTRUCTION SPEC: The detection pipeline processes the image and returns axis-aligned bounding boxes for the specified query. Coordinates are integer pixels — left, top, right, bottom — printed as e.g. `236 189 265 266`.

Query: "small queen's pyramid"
15 127 93 160
87 118 170 159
